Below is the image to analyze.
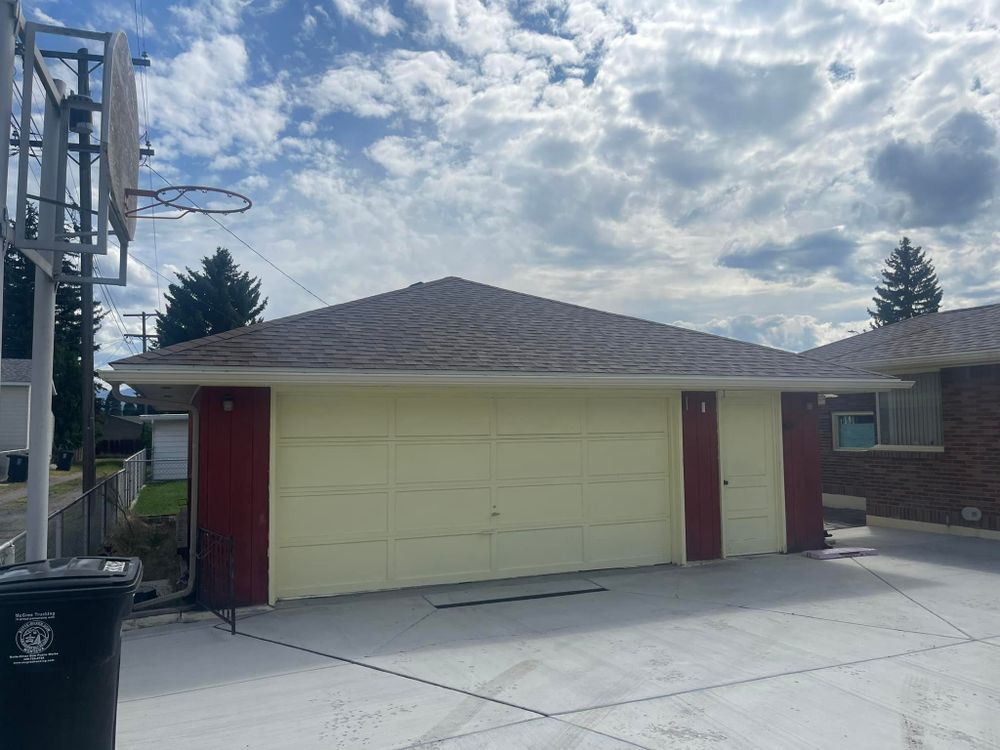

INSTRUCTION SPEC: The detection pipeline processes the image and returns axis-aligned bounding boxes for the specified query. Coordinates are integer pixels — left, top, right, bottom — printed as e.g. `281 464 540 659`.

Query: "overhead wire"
133 0 159 307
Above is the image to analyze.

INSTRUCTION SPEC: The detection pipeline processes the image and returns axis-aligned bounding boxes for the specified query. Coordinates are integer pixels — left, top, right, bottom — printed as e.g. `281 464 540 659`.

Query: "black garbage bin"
0 557 142 750
55 450 75 471
6 453 28 483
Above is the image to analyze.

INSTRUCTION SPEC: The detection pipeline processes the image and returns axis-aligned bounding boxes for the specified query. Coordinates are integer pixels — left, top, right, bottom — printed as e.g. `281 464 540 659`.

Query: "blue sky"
28 0 1000 365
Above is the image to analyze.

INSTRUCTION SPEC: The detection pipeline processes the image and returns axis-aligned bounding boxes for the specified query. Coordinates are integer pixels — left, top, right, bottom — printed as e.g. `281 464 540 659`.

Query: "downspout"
112 383 200 610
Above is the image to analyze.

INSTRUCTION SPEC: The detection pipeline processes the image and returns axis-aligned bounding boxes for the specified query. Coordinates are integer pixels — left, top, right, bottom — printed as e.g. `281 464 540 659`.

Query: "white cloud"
103 0 1000 367
331 0 403 36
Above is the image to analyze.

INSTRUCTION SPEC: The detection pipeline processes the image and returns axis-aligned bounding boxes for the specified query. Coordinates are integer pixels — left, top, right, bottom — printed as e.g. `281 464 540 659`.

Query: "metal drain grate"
424 578 607 609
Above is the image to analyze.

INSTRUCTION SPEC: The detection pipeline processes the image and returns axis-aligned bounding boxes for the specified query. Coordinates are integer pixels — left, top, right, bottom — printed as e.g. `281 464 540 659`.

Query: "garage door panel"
276 391 675 598
587 438 667 476
586 479 666 522
496 398 583 435
278 541 388 596
588 522 668 564
278 395 389 439
396 397 491 436
495 527 583 572
394 535 491 580
587 398 666 434
395 487 491 533
279 492 388 543
278 444 388 489
496 440 582 479
496 484 583 525
395 442 491 484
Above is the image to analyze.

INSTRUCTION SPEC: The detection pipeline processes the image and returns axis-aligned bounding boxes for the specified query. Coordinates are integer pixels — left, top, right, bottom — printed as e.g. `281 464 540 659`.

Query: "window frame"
873 371 944 452
831 410 877 452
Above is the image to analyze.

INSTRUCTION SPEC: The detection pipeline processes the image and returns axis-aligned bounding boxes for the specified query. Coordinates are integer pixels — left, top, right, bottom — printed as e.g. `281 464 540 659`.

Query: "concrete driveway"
117 526 1000 749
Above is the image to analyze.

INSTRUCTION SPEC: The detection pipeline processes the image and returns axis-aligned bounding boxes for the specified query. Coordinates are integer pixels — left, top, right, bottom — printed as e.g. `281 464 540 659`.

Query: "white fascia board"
99 366 910 393
844 350 1000 374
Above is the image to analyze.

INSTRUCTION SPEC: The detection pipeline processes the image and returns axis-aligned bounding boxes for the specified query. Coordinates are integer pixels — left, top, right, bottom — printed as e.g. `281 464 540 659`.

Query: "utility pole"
123 311 157 352
77 47 96 493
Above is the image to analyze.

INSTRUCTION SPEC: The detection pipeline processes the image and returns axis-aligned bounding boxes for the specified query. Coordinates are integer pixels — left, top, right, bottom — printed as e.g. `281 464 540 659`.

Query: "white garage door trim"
717 390 787 557
269 387 684 601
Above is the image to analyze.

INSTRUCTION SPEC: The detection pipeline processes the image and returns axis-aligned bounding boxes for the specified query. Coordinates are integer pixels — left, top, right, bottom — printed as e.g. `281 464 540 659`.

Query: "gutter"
99 367 911 393
835 350 1000 374
111 383 200 611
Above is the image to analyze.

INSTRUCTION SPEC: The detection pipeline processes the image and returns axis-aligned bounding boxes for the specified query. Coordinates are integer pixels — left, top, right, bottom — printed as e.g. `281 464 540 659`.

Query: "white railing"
0 448 147 566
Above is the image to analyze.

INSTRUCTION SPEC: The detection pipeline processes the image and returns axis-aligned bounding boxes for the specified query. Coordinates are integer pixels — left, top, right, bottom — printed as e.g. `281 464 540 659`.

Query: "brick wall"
819 364 1000 532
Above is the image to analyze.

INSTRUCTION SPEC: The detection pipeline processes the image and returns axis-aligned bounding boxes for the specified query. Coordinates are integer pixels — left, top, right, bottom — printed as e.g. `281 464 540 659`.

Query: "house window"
832 412 876 450
876 371 943 448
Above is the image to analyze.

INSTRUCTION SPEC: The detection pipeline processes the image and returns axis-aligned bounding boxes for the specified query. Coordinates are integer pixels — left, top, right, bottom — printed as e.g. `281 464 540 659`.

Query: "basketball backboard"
13 23 139 285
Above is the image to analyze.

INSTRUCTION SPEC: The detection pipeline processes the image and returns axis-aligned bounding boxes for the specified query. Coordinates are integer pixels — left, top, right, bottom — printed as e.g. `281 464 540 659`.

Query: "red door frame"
682 391 722 561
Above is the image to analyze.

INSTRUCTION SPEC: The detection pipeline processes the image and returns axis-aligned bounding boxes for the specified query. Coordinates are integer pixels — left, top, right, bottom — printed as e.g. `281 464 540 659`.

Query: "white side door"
719 392 783 556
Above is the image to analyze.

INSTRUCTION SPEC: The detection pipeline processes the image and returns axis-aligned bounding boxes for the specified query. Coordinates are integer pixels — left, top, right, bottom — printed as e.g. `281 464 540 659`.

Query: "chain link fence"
0 449 147 566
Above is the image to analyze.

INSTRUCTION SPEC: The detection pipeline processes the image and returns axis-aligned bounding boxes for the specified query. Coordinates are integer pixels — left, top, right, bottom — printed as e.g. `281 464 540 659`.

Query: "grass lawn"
133 480 187 516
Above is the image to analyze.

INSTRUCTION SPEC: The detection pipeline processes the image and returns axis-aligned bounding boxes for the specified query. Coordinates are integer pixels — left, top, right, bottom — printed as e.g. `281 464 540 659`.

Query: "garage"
273 390 681 598
103 276 903 606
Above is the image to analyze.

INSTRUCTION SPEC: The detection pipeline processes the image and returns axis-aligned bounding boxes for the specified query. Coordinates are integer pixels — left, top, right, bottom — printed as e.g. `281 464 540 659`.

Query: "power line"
145 164 330 306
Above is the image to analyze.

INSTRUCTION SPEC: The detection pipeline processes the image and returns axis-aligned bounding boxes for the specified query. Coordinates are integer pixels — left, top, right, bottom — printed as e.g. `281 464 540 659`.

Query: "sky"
24 0 1000 367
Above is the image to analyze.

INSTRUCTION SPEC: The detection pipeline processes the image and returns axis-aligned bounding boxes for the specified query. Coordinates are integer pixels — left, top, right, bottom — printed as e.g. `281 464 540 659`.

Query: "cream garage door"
719 392 783 556
274 391 676 599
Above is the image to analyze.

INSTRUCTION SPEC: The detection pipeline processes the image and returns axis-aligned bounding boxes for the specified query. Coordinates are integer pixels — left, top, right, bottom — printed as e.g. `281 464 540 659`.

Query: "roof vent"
409 281 423 287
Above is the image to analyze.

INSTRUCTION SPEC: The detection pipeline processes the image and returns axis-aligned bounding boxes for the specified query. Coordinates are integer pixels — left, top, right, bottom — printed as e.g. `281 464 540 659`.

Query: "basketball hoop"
126 185 252 220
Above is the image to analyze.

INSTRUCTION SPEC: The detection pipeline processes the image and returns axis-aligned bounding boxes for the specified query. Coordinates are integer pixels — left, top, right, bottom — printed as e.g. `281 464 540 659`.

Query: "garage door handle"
723 480 729 485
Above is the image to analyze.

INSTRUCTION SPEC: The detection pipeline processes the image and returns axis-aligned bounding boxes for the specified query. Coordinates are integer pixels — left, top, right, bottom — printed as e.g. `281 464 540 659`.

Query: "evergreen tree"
2 203 105 448
156 247 267 347
868 237 943 328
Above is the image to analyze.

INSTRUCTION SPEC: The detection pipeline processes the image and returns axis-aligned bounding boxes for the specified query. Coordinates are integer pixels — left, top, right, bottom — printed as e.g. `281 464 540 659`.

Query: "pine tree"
156 247 267 347
868 238 943 328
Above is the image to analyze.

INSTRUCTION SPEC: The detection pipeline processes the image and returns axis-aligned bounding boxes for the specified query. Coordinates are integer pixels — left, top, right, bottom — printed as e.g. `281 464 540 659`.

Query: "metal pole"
25 78 66 561
0 1 18 372
77 48 96 493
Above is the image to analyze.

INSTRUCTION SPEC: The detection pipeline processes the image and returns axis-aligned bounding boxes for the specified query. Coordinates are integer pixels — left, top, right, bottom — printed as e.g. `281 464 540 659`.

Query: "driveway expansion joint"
851 557 974 639
548 637 980 717
234 629 551 719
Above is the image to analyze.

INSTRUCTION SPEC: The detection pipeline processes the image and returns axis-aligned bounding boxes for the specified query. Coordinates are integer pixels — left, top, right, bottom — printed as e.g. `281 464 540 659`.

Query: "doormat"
424 578 606 609
803 547 879 560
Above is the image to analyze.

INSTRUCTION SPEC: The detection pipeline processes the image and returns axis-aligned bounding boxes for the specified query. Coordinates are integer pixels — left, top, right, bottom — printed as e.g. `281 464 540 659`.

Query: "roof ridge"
806 304 985 358
123 278 458 364
446 278 885 378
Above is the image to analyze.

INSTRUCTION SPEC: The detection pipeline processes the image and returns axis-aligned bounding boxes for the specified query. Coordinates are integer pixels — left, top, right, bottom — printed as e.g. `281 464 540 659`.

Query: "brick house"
804 303 1000 539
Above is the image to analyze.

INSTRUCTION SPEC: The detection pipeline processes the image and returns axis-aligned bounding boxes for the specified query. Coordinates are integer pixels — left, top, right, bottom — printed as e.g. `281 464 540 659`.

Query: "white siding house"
0 360 31 479
141 414 188 481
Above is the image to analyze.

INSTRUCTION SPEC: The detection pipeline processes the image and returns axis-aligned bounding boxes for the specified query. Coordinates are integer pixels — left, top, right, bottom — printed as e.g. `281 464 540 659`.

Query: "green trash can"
0 557 142 749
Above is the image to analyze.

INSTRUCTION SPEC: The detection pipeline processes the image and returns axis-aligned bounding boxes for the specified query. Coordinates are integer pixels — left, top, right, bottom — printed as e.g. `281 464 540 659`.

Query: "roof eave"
833 349 1000 374
99 366 908 393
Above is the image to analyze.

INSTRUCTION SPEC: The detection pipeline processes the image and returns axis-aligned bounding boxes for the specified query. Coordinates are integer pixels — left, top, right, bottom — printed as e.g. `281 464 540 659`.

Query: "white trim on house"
847 350 1000 374
99 366 912 394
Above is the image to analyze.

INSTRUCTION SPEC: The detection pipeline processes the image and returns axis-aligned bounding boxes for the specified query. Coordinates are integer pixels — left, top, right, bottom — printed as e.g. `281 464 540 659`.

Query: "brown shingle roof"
111 277 891 381
803 303 1000 367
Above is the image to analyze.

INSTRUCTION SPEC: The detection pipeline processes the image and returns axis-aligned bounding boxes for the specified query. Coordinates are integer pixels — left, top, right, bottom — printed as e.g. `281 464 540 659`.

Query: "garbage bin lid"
0 557 142 594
